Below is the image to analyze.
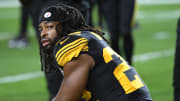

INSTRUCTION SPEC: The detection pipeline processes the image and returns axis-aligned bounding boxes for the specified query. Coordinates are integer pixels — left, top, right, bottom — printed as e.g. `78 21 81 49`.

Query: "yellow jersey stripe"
57 40 88 62
56 38 88 61
56 38 87 58
57 41 88 66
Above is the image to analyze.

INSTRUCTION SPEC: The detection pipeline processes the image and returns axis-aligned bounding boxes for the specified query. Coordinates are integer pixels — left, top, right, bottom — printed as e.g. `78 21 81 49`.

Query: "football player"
39 4 152 101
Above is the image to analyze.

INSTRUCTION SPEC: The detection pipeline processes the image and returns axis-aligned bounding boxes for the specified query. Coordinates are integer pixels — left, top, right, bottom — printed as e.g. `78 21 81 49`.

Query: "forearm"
53 54 94 101
53 70 88 101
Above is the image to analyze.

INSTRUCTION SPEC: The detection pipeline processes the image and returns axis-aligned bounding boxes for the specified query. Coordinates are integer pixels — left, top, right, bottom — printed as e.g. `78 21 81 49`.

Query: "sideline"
0 49 174 84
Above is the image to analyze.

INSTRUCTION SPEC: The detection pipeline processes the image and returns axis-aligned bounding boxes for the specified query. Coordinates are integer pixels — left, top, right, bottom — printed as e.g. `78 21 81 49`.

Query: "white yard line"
0 72 43 84
137 10 180 21
153 32 169 40
0 49 174 84
133 49 174 62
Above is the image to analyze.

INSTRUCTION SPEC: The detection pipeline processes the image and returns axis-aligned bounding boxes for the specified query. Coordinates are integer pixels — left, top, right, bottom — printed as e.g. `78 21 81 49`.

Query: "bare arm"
54 54 95 101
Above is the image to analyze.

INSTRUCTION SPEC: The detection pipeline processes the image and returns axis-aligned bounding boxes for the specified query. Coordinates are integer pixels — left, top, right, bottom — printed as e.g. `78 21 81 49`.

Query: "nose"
40 29 47 39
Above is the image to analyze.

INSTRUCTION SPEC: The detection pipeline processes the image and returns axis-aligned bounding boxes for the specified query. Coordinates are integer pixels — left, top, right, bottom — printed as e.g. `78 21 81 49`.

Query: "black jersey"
54 31 152 101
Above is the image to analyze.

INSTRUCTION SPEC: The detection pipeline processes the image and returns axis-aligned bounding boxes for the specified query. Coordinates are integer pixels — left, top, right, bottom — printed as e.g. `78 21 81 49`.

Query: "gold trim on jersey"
60 37 70 45
90 32 103 40
56 38 88 66
82 90 92 101
69 31 103 41
69 31 81 35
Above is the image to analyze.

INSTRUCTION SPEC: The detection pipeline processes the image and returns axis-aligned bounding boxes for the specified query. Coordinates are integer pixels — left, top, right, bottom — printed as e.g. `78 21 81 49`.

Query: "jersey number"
103 47 144 94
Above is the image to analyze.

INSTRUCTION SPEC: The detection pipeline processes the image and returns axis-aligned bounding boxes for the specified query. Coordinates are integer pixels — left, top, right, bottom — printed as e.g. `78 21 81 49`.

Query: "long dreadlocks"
39 3 107 72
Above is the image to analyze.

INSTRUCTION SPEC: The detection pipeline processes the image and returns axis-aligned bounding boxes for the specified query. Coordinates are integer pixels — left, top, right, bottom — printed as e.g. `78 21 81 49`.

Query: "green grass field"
0 3 180 101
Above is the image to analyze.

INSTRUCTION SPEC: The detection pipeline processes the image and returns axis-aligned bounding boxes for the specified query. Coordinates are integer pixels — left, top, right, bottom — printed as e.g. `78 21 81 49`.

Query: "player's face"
39 21 59 50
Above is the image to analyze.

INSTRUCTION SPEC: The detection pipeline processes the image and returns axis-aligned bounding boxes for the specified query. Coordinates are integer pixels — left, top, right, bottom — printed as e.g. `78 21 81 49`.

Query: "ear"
56 23 63 35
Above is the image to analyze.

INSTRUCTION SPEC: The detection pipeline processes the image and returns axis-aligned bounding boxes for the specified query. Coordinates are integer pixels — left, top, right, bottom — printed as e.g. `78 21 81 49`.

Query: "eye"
47 25 54 29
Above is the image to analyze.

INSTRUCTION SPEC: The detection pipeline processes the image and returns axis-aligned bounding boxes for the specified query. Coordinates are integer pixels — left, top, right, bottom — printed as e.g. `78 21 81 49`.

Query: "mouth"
41 39 50 47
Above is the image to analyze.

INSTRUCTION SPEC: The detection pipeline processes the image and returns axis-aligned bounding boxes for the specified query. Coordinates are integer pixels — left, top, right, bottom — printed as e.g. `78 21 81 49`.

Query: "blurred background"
0 0 180 101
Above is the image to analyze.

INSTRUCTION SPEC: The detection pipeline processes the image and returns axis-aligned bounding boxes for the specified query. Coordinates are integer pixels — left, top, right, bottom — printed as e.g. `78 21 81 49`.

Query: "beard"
41 40 54 54
40 36 60 54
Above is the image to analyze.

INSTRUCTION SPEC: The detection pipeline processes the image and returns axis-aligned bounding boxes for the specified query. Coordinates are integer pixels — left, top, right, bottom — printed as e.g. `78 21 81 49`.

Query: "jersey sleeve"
54 35 89 67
